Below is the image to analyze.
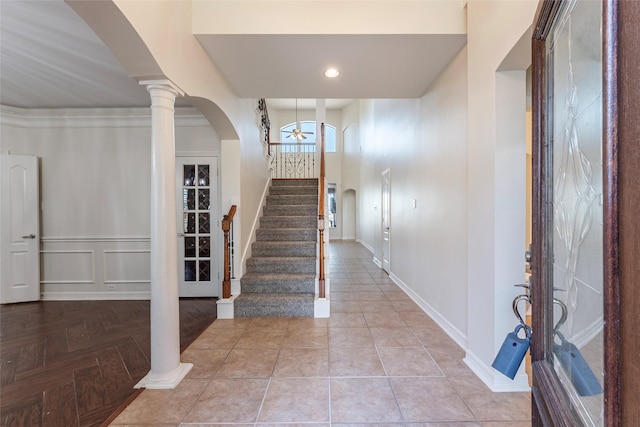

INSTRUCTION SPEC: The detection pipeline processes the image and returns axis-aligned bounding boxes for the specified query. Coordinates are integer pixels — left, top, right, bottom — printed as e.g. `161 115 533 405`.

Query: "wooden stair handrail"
318 123 326 298
222 205 237 298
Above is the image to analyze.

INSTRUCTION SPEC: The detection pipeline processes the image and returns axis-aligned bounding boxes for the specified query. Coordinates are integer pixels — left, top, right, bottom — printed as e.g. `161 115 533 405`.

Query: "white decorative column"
135 80 192 389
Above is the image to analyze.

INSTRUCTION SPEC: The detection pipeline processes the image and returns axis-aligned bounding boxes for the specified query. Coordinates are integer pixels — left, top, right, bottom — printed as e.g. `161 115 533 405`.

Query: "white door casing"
382 169 391 273
0 155 40 303
175 156 219 297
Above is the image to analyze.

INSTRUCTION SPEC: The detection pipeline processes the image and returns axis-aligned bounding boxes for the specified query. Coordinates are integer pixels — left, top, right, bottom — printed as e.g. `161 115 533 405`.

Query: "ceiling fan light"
324 68 340 78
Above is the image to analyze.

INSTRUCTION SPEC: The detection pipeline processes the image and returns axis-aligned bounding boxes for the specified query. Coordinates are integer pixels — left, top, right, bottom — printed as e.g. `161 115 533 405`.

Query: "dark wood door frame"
615 1 640 425
530 1 639 426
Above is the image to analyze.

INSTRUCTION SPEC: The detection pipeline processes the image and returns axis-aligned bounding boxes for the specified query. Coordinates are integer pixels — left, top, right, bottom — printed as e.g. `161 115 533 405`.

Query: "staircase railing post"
221 205 237 299
318 123 326 298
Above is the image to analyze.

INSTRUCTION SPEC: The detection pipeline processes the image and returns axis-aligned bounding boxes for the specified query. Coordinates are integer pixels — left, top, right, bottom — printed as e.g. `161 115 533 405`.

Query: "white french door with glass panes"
175 156 219 297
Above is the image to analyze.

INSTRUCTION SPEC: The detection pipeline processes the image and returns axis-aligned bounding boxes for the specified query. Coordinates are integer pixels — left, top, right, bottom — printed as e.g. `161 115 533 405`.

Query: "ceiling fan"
285 99 314 140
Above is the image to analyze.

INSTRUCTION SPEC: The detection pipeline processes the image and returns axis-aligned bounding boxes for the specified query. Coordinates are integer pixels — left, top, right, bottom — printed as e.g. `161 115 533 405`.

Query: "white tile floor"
110 241 531 426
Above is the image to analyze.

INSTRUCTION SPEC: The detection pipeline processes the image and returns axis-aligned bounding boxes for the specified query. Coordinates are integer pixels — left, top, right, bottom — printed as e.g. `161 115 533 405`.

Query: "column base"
134 362 193 390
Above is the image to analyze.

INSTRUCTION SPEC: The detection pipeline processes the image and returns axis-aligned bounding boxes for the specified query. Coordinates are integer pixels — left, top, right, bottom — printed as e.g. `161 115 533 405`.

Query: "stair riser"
266 195 318 205
252 243 316 257
234 296 314 317
256 229 317 241
246 258 316 274
241 281 315 294
260 217 317 229
269 186 318 196
263 205 317 216
235 305 314 317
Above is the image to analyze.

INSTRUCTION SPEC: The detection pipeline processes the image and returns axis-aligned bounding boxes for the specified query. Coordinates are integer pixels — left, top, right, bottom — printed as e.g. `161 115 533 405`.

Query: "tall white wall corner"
216 294 238 319
463 350 530 392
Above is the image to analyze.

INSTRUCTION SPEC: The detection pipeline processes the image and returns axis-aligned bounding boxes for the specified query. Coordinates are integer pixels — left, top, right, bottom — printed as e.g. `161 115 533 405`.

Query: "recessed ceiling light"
324 68 340 78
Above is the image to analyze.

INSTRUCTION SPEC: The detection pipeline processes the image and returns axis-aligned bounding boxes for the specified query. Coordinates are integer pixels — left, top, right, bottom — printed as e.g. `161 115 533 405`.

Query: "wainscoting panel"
41 237 151 300
104 250 151 284
41 250 94 284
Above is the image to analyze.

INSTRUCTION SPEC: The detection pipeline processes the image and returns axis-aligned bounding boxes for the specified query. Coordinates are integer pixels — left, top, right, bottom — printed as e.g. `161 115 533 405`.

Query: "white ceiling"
0 0 152 109
0 0 467 112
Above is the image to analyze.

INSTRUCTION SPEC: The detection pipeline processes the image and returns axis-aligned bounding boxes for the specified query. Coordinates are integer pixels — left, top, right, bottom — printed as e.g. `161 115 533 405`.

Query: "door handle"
178 233 184 238
22 233 36 239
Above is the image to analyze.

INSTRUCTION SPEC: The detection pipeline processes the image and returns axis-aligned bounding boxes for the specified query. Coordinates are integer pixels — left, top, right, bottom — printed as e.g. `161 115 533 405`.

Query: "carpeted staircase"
234 179 318 317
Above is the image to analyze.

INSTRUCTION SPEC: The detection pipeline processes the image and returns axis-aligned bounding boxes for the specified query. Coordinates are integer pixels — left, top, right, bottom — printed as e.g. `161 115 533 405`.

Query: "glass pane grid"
182 163 214 284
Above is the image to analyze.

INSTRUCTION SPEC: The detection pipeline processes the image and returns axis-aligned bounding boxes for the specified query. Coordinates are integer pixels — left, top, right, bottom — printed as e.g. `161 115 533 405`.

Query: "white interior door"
382 169 391 273
176 156 219 297
1 155 40 303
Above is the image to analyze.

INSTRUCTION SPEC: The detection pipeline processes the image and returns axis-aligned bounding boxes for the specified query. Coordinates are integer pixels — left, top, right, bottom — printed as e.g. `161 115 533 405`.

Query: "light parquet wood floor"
0 299 217 427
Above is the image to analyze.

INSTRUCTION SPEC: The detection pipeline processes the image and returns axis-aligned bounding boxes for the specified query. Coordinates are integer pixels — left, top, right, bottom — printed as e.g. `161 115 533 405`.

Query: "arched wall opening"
342 189 357 240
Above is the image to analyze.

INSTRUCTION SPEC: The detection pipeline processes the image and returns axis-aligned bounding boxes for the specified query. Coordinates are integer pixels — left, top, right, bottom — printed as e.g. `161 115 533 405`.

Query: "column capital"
139 79 184 98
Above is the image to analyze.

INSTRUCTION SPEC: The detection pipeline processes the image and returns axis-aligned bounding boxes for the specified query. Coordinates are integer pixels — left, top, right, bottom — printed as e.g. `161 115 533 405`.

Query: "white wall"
348 45 469 340
0 106 221 299
237 98 272 274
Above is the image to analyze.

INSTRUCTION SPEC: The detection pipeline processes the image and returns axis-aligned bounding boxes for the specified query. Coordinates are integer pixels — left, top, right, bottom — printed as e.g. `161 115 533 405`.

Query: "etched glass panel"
198 165 209 186
199 213 210 233
199 237 210 257
184 237 196 258
184 165 196 186
185 260 196 282
547 0 603 424
198 189 210 210
183 213 195 234
199 260 210 281
184 189 195 210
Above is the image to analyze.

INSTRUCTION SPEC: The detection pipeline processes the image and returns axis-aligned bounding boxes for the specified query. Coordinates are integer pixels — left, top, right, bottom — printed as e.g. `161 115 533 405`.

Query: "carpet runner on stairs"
234 178 318 317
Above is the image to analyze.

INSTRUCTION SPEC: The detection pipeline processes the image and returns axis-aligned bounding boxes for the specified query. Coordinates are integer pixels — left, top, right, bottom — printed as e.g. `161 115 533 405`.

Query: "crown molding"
0 105 210 128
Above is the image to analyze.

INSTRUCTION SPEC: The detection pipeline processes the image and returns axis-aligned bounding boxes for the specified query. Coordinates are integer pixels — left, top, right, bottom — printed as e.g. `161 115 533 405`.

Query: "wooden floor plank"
0 352 19 385
42 382 79 427
74 365 106 417
96 347 134 400
117 338 149 379
16 341 45 373
44 329 69 365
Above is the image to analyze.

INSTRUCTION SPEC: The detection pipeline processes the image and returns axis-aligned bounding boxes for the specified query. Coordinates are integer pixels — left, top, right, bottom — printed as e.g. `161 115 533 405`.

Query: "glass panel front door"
176 157 219 297
545 0 604 424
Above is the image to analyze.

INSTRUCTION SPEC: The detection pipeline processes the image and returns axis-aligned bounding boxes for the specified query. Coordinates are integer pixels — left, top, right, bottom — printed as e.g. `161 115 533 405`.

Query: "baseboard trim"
41 291 150 300
464 349 531 392
389 272 468 350
359 240 374 254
